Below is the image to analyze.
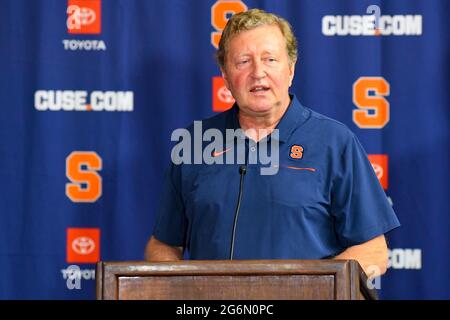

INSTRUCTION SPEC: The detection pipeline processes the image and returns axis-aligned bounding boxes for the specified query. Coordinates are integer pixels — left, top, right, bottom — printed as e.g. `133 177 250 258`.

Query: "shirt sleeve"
152 162 187 247
331 133 400 247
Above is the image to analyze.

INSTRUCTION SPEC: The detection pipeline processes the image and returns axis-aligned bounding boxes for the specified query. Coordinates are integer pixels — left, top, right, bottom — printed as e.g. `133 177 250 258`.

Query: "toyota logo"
371 163 384 180
72 236 95 255
67 5 96 30
217 86 235 104
79 7 96 26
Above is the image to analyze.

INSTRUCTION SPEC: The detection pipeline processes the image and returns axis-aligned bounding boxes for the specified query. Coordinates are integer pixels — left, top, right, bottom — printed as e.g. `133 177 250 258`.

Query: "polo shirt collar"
225 94 310 143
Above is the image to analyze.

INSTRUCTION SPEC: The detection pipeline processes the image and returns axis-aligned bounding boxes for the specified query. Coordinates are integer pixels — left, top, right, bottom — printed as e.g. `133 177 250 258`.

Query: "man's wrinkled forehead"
225 24 288 60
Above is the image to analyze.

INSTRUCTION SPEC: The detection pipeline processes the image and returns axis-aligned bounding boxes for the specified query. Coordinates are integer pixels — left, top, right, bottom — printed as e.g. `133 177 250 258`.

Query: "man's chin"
247 100 281 114
241 104 272 114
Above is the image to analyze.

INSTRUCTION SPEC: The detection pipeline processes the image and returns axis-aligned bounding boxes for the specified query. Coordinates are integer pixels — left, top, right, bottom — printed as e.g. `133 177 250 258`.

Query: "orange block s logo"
211 1 247 48
353 77 390 129
289 145 304 159
66 151 102 202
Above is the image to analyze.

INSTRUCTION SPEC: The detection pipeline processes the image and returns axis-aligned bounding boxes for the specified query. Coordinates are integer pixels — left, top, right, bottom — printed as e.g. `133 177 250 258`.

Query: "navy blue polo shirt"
153 95 400 259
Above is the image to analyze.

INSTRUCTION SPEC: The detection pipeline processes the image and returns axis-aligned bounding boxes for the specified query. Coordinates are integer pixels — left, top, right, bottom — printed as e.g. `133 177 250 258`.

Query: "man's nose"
251 60 267 79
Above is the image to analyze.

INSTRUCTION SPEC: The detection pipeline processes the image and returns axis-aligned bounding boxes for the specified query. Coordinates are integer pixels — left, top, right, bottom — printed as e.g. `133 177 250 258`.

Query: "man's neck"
238 98 291 142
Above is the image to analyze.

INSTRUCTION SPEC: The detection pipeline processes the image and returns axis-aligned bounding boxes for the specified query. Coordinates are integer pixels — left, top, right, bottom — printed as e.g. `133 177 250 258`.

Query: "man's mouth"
250 85 270 93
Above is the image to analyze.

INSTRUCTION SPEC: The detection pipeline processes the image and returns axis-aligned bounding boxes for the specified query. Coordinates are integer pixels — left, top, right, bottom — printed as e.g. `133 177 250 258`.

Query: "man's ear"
288 60 296 87
221 67 231 90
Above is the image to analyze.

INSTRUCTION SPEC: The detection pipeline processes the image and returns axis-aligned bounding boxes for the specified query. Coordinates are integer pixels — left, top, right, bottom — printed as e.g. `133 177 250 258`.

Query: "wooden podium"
96 260 377 300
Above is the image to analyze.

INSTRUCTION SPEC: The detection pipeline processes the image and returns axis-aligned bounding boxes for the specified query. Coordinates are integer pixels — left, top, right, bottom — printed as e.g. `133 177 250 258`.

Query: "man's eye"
238 60 249 65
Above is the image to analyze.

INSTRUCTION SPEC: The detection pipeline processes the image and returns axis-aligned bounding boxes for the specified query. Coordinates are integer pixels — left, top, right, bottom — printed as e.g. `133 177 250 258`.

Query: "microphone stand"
229 165 247 260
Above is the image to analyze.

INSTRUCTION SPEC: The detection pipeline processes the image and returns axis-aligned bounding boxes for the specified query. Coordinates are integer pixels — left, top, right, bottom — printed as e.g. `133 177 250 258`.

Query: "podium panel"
96 260 377 300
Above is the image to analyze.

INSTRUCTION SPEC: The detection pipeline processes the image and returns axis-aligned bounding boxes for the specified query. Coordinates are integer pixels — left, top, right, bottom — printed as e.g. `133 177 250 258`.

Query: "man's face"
221 24 295 117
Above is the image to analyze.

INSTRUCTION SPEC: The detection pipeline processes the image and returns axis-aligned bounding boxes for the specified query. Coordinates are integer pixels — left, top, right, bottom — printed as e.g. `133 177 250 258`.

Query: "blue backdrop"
0 0 448 299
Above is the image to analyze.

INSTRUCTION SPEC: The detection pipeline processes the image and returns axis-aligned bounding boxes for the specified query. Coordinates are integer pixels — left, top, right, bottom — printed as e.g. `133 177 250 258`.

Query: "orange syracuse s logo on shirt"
289 145 304 159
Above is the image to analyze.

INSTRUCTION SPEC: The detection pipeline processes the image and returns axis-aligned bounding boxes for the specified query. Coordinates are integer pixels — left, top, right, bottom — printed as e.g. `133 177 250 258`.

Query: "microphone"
229 165 247 260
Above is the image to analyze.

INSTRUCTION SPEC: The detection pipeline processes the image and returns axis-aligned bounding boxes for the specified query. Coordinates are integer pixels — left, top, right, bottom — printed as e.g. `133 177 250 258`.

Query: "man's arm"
333 234 388 277
145 236 184 261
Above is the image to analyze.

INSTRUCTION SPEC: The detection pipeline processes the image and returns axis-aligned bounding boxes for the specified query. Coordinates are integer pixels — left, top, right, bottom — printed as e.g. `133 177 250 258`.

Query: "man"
145 9 400 277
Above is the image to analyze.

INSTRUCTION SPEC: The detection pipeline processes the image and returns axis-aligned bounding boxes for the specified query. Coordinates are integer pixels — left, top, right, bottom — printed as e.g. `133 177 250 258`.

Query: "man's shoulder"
303 107 356 142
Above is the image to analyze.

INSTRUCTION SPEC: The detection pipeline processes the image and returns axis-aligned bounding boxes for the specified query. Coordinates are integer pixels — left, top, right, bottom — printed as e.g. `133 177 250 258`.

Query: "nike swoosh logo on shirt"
212 147 231 157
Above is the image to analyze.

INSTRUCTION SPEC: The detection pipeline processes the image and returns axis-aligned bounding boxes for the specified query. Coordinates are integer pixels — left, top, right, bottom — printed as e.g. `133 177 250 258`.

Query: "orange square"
67 0 101 34
67 228 100 263
212 76 235 112
368 154 388 190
